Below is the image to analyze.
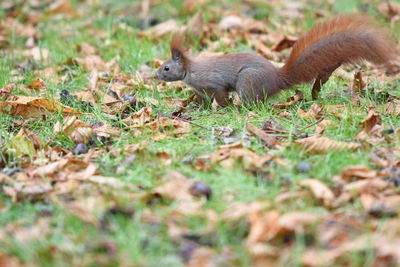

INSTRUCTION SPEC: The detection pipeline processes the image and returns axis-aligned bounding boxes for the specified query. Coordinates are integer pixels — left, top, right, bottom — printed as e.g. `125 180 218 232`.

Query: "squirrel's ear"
171 48 182 62
170 33 186 63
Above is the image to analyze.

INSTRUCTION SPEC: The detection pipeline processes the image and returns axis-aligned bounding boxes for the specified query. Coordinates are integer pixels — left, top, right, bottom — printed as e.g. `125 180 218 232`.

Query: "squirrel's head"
156 33 188 82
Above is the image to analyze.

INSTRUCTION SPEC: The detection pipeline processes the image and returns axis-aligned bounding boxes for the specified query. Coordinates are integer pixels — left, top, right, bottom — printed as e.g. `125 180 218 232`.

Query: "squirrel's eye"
164 66 170 71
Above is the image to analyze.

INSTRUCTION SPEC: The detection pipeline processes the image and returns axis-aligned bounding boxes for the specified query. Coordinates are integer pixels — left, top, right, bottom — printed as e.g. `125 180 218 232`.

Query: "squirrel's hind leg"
311 64 340 100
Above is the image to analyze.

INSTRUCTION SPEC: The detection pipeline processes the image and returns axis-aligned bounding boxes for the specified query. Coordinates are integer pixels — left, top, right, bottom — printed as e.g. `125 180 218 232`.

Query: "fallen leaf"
219 15 244 31
7 134 36 158
271 34 297 52
184 12 204 37
356 107 384 145
0 83 15 99
208 142 274 169
123 106 153 127
246 210 280 244
46 0 76 17
300 179 335 207
295 135 360 154
315 119 335 135
273 90 304 109
0 96 83 118
351 70 366 93
153 171 205 215
140 19 178 38
27 78 46 91
340 165 388 181
298 104 323 120
246 122 280 147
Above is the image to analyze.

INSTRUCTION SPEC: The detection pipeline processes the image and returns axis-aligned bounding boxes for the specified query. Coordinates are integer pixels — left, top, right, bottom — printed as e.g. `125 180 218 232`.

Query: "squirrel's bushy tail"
279 15 396 86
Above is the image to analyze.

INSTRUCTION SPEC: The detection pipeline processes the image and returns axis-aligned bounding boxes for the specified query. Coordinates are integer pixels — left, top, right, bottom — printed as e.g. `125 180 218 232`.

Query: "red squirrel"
155 15 396 106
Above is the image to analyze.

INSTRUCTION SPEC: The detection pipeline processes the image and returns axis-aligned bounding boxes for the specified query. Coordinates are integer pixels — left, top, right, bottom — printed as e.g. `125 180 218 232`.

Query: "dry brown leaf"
298 103 323 120
0 218 50 243
295 135 360 154
156 151 172 165
186 247 218 267
17 128 42 149
91 122 121 138
24 47 50 62
273 90 304 109
324 104 347 120
356 107 384 145
251 39 273 60
184 12 204 37
1 17 38 38
46 0 76 17
123 106 153 127
54 116 93 144
0 83 15 99
182 0 210 14
278 212 319 233
77 43 98 56
378 1 400 17
246 210 280 244
4 182 53 202
222 201 271 222
219 15 244 31
279 110 291 117
0 96 83 118
63 196 109 224
333 179 391 207
88 69 99 91
144 117 192 140
208 142 274 169
74 91 96 105
344 178 390 193
340 165 388 181
360 193 377 211
246 122 280 147
84 175 133 189
317 213 363 250
271 34 297 52
351 70 366 93
0 253 22 267
153 171 205 215
27 78 46 91
140 19 178 38
72 55 109 72
300 179 335 207
33 159 94 179
384 99 400 117
303 235 400 266
315 119 335 135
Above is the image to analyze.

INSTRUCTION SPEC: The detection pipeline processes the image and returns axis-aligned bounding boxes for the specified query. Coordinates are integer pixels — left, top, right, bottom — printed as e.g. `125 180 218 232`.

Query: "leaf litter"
0 0 400 266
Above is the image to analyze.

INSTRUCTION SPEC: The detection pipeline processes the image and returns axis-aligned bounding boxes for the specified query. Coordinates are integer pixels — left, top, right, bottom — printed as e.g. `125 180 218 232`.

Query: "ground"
1 0 400 266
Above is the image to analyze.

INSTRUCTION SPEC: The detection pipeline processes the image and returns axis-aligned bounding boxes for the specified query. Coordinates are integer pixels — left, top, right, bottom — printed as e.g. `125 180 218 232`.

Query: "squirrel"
155 15 397 106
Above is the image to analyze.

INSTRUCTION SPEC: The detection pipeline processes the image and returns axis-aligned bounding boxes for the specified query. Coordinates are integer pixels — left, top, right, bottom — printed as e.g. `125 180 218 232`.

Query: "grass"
1 0 400 266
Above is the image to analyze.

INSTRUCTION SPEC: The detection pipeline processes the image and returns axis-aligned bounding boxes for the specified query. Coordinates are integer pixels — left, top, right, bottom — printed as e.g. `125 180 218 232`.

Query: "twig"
298 117 325 131
264 128 290 134
171 116 211 130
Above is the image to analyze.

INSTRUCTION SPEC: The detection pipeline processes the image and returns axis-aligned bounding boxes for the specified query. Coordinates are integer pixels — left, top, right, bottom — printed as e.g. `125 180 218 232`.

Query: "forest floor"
1 0 400 266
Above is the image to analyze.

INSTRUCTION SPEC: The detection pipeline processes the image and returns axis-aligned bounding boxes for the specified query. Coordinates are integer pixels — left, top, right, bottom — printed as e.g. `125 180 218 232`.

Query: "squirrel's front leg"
192 88 214 106
214 89 231 107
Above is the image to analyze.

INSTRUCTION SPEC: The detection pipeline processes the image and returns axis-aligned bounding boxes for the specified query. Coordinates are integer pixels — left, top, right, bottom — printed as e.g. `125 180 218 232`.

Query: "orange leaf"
0 96 84 118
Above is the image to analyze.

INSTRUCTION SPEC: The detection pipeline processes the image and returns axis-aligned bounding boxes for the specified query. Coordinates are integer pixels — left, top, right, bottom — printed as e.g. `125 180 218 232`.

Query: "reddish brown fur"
280 15 396 86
